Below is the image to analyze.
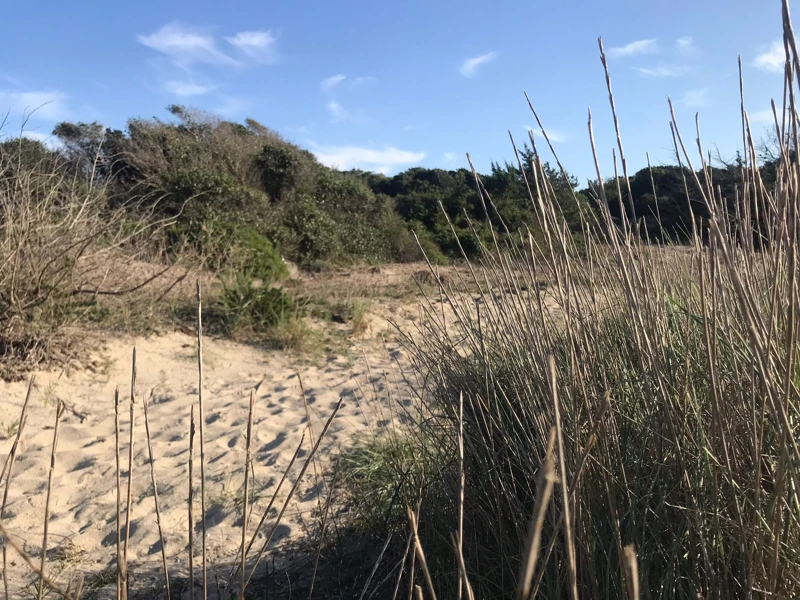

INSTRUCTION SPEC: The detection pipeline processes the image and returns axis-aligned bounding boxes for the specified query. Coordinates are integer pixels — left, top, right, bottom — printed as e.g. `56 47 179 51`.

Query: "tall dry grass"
346 2 800 599
3 1 800 598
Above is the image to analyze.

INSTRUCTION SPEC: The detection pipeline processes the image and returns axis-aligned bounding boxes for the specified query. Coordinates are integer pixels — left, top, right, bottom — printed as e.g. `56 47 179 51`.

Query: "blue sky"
0 0 787 184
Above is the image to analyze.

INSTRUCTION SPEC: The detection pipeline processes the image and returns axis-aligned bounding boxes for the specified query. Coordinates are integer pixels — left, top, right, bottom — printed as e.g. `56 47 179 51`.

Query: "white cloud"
327 101 353 122
321 74 376 92
311 144 425 173
0 73 25 88
751 109 773 123
164 80 216 96
225 30 278 64
676 36 693 51
321 74 347 92
633 65 688 77
0 90 70 121
138 23 240 68
607 39 658 58
404 124 427 131
21 130 63 149
216 95 253 117
525 124 567 143
350 76 377 88
683 88 710 108
443 152 457 162
459 52 498 78
755 40 784 72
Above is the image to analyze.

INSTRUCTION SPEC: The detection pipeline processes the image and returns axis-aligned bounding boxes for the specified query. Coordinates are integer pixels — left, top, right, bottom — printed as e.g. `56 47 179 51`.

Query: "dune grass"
333 3 800 599
2 1 800 598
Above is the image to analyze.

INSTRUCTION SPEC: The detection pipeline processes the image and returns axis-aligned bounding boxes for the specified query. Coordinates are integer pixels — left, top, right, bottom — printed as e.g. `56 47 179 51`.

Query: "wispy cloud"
755 40 784 72
327 101 353 122
459 52 498 78
404 124 428 132
350 76 377 88
633 65 688 78
320 74 377 92
215 95 253 117
525 124 567 143
443 152 457 162
683 88 710 108
225 30 279 64
321 74 347 92
0 73 25 88
676 36 693 51
310 143 425 174
138 23 240 68
21 130 62 149
0 90 70 121
164 80 216 96
750 107 788 125
607 39 658 58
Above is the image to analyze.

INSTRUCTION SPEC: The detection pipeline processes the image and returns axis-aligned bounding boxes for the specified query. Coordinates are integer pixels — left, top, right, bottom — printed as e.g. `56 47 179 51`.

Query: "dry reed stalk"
241 390 255 600
516 427 557 600
450 532 475 600
143 394 170 600
195 281 208 600
309 458 340 600
0 520 74 600
37 399 63 600
188 405 195 600
245 398 344 587
188 404 194 600
221 432 306 598
456 391 465 600
390 532 414 600
114 387 122 600
358 533 393 600
548 356 578 600
121 350 137 599
1 376 34 600
622 545 640 600
407 507 437 600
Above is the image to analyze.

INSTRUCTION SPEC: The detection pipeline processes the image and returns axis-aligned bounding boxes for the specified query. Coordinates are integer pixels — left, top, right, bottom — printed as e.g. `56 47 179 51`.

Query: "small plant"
217 276 296 334
0 420 18 440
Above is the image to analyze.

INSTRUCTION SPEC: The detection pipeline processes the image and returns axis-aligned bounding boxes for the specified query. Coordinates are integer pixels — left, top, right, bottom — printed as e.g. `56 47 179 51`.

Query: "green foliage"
282 194 342 268
217 277 295 332
255 143 299 201
234 225 289 282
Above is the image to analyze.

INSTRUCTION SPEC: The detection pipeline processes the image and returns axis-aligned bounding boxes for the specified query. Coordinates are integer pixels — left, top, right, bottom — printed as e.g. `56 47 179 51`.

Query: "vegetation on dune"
2 0 800 597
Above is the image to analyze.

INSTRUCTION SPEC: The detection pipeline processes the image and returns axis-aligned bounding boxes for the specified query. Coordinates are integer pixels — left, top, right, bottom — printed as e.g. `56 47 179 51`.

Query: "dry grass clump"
334 3 800 599
5 2 800 599
0 132 177 379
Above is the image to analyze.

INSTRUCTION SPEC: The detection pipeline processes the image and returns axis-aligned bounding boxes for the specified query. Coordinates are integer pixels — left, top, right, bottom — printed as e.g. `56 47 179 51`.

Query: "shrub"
234 225 289 282
217 276 295 333
255 143 299 201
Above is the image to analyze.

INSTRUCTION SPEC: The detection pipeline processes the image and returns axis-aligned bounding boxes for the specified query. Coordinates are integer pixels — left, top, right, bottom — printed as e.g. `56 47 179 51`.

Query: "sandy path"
0 327 410 598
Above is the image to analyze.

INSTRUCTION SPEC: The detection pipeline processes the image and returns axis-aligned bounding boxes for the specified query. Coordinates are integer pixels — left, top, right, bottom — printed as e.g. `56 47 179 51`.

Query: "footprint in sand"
259 432 287 454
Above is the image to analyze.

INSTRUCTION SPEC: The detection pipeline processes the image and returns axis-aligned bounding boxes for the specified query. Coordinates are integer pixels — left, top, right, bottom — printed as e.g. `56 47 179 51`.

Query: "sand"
0 322 411 598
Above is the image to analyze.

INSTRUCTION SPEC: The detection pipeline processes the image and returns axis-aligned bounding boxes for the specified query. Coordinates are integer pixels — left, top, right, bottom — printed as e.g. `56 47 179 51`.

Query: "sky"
0 0 789 184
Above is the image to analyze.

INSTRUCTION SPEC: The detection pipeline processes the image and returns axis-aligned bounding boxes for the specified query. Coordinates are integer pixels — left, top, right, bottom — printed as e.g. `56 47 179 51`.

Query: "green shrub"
217 276 295 332
235 225 289 282
255 143 299 201
282 194 342 268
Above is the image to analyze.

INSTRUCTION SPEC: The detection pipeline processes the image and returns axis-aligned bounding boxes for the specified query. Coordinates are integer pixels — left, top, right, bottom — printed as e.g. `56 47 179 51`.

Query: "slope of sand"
0 322 413 598
0 261 549 598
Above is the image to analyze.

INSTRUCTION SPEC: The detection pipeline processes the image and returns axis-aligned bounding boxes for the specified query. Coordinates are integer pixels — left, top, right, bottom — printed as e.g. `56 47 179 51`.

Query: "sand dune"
0 326 409 598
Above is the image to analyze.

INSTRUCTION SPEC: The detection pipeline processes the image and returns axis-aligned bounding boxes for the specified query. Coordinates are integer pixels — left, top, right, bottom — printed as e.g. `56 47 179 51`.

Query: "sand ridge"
0 326 409 597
